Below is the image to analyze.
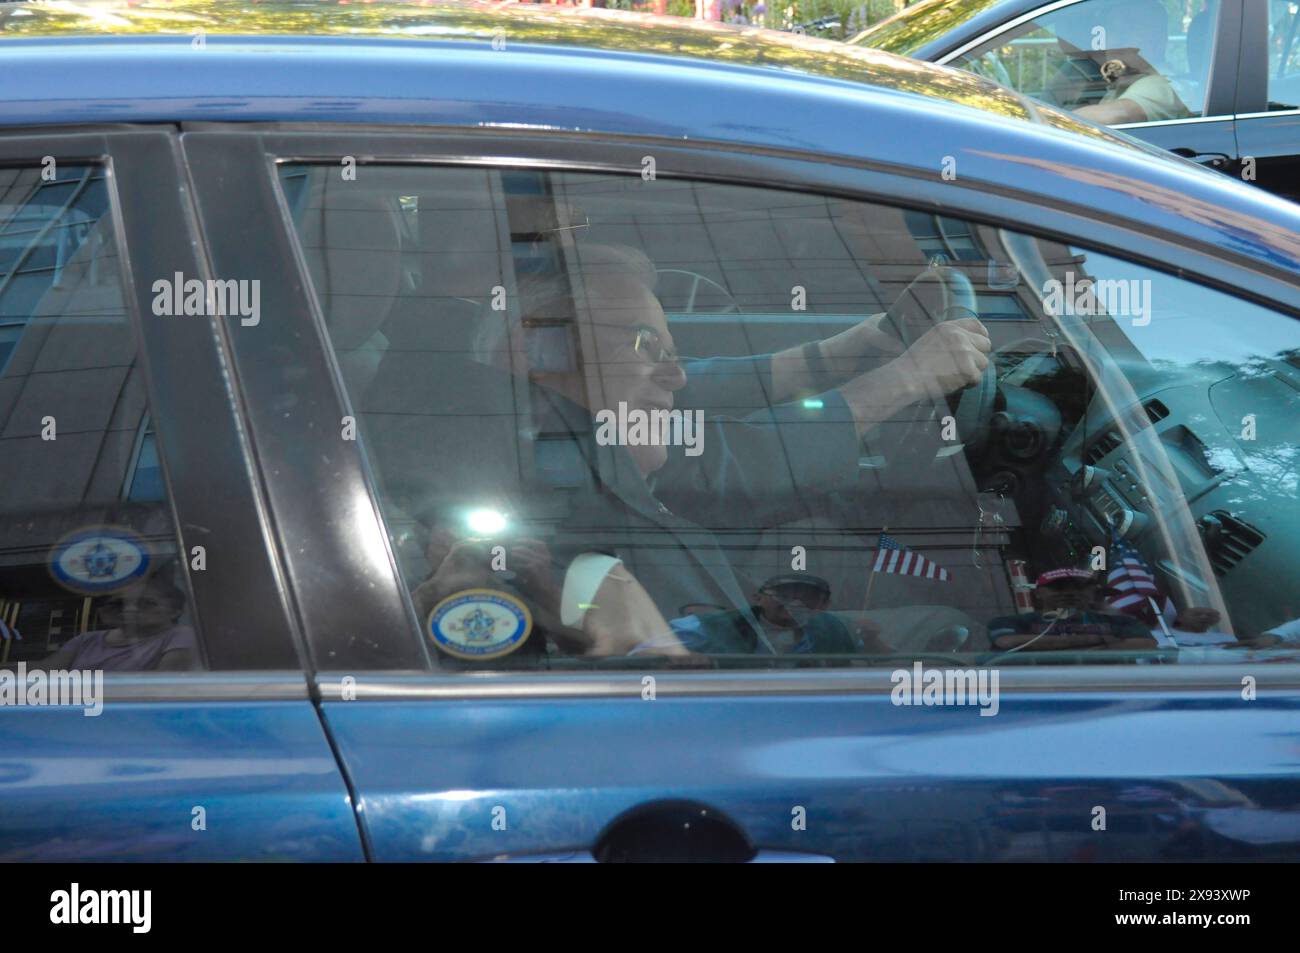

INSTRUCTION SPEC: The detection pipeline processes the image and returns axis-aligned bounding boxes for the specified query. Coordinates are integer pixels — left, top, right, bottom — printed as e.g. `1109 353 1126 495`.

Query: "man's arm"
580 562 692 657
767 312 903 403
677 311 901 415
1075 74 1189 125
1074 98 1148 124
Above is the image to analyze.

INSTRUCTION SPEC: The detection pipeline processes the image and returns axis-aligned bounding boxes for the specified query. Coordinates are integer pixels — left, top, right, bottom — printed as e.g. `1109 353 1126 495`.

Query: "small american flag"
0 617 21 641
1106 534 1174 624
872 533 950 581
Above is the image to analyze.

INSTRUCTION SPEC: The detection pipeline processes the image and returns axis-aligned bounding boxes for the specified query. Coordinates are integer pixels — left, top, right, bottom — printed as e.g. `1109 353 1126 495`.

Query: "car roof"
4 0 1300 280
0 0 1157 142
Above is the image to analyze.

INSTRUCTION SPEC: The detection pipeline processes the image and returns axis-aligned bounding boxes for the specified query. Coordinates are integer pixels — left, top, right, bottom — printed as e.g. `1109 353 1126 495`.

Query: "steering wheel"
885 262 997 453
655 268 740 314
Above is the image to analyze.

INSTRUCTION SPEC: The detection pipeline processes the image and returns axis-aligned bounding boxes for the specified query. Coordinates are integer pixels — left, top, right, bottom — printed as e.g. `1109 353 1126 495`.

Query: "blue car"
1 0 1299 863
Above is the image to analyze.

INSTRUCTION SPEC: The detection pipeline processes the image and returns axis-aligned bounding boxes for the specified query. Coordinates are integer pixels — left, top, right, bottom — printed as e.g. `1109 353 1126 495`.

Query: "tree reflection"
848 0 1002 55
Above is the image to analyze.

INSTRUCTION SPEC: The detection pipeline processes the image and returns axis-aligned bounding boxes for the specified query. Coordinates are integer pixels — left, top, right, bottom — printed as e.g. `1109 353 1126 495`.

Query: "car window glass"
1268 0 1300 110
953 0 1221 122
279 162 1300 671
0 164 204 674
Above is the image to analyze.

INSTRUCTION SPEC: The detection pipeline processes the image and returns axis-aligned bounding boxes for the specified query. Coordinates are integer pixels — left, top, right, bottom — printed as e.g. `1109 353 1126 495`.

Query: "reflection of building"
0 166 175 661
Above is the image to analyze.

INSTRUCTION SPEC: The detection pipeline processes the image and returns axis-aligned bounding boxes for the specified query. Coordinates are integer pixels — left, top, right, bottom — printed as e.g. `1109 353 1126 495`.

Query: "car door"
0 129 363 861
1232 0 1300 202
941 0 1243 175
184 126 1300 863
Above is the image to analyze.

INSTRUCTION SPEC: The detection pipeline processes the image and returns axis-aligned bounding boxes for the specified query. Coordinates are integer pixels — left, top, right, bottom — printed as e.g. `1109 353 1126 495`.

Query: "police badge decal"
48 525 151 595
427 588 533 660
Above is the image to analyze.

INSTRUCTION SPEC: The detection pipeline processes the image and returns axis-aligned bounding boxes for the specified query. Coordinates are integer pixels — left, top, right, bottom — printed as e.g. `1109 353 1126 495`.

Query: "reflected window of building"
0 164 203 673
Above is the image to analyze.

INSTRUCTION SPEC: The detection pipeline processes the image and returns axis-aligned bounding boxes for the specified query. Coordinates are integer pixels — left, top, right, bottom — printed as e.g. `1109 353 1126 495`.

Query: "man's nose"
654 356 687 391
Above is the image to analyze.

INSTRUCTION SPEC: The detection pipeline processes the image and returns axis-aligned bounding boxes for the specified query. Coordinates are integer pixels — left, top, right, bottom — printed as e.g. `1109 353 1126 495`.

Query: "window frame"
0 128 307 682
1234 0 1297 118
178 123 1300 693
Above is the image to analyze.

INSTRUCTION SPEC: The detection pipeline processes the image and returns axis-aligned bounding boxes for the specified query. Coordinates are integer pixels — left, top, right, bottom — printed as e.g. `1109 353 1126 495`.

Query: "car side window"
952 0 1221 123
279 162 1300 671
0 164 205 673
1268 0 1300 110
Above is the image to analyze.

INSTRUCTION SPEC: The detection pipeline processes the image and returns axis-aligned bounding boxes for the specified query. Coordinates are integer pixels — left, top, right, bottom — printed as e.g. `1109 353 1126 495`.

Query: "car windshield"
851 0 1006 56
1077 249 1300 368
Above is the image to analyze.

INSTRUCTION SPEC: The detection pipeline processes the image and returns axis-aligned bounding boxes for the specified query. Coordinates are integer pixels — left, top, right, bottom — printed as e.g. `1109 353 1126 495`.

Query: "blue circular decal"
50 527 151 595
428 588 532 660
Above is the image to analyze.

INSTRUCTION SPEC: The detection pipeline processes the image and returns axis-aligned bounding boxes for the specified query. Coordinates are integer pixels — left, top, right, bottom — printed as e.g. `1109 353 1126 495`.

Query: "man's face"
573 274 688 475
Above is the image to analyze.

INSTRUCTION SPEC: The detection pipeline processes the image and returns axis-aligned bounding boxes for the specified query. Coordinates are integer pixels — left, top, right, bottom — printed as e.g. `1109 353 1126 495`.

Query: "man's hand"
889 317 991 401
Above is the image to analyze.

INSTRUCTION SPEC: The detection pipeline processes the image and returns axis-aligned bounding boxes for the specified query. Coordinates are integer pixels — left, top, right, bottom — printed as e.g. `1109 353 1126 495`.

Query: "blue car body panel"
2 2 1299 861
0 699 364 861
323 692 1300 861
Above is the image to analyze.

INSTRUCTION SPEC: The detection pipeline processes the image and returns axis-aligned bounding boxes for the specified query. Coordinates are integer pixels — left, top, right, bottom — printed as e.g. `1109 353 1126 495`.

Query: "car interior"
279 163 1300 669
957 0 1218 121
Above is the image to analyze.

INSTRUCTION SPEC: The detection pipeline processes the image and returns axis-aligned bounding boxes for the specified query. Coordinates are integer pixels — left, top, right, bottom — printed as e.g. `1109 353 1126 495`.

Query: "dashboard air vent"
1206 510 1266 576
1085 430 1124 464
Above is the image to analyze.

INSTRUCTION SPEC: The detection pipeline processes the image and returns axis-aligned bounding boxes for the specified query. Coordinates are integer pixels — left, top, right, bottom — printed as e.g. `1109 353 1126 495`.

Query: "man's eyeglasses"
630 325 678 365
587 322 679 365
